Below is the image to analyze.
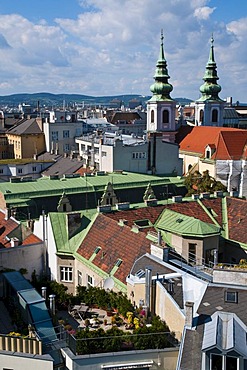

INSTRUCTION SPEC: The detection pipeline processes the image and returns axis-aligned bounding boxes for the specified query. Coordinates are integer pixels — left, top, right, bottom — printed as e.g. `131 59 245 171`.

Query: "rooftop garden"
33 280 178 355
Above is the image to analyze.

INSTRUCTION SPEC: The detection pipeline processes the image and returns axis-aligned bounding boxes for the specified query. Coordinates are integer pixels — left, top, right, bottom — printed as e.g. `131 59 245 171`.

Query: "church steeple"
194 35 225 126
149 30 174 101
198 35 223 102
146 31 176 141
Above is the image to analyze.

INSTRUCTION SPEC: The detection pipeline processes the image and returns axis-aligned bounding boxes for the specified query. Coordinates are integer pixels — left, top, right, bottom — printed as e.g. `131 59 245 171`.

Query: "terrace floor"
57 307 129 332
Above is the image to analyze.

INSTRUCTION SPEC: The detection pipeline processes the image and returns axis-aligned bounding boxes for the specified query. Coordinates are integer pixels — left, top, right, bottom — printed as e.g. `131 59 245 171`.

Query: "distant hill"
0 92 193 108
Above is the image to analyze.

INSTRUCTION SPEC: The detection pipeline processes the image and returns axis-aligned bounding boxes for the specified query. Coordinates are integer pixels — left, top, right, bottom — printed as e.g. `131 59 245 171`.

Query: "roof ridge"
196 199 221 228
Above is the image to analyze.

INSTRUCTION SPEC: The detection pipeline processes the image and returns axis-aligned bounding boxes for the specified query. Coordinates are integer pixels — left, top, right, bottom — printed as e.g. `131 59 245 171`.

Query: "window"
212 109 218 123
87 274 94 287
32 166 37 172
0 169 3 174
225 291 238 303
18 168 23 174
63 130 70 138
51 131 59 141
115 259 122 267
63 144 70 151
188 243 197 263
199 109 204 123
102 151 107 157
60 266 73 282
211 354 238 370
78 270 82 286
151 109 154 123
206 150 211 159
132 152 146 159
162 109 169 124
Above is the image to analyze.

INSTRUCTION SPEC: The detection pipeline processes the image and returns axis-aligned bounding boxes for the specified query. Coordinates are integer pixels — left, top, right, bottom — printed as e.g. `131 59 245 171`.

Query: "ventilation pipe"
41 287 47 300
145 267 152 315
49 294 56 315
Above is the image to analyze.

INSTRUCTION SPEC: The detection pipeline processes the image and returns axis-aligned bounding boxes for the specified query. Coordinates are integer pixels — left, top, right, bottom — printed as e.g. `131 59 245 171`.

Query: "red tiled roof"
22 234 42 245
77 197 247 284
77 213 151 284
0 211 19 248
226 197 247 244
105 199 222 230
0 210 42 248
104 205 167 234
178 127 247 160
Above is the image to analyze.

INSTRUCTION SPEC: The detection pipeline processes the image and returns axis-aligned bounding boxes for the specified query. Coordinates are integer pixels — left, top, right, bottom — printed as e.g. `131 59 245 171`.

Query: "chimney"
157 230 162 245
172 195 183 203
10 237 19 248
185 301 194 329
4 208 11 220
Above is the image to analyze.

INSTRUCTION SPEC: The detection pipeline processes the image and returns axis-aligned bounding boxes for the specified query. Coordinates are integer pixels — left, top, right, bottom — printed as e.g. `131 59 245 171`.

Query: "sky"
0 0 247 102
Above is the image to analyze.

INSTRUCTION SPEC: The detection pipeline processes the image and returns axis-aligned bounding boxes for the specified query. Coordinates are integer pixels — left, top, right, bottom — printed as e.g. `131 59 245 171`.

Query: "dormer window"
205 144 215 159
206 149 211 159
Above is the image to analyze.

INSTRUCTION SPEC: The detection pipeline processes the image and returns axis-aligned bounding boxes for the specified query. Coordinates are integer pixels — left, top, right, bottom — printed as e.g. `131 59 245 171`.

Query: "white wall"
0 352 53 370
33 214 58 281
0 243 44 280
62 347 179 370
182 274 208 314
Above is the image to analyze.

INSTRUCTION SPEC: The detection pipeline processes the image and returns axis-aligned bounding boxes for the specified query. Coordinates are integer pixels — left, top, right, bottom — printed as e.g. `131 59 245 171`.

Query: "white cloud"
0 0 245 102
194 6 216 20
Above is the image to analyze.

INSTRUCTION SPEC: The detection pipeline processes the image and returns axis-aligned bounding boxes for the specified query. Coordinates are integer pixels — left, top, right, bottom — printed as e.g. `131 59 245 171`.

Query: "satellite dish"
103 277 114 290
66 115 71 121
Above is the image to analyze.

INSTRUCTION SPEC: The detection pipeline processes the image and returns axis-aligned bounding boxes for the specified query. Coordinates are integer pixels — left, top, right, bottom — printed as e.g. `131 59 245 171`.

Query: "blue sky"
0 0 246 102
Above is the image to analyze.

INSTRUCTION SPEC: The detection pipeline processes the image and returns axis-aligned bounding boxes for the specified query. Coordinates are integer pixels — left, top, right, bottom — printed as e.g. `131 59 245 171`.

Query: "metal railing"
67 330 179 356
168 249 214 281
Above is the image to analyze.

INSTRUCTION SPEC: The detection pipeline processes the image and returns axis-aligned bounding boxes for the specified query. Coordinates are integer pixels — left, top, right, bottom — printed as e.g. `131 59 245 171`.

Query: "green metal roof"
156 208 221 237
0 172 184 203
49 210 97 255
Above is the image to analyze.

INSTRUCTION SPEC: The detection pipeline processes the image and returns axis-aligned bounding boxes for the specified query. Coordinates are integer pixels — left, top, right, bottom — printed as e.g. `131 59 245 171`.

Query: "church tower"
195 35 225 126
147 31 176 142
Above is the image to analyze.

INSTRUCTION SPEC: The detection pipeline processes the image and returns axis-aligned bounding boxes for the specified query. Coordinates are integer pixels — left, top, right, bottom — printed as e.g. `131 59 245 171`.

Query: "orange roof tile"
0 210 19 248
179 127 247 160
226 197 247 244
22 234 42 245
77 213 151 284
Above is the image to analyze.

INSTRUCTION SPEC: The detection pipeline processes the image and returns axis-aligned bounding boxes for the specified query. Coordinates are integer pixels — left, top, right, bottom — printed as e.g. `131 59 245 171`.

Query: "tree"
184 170 226 196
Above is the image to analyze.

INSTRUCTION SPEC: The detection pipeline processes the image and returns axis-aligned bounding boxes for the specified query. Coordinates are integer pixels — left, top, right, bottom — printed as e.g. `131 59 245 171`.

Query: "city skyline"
0 0 247 102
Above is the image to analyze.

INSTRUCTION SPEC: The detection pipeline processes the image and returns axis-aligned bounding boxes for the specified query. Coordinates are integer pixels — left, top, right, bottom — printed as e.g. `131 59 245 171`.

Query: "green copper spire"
149 30 174 101
198 35 223 101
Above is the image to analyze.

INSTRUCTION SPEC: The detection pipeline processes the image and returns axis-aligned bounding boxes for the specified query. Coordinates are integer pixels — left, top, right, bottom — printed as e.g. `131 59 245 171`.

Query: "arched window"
206 150 211 159
212 109 218 123
199 109 204 123
163 109 169 124
151 110 154 123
